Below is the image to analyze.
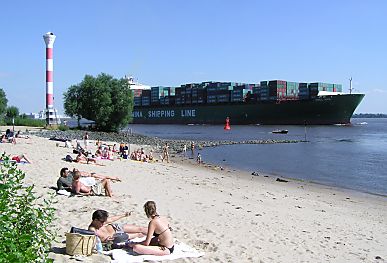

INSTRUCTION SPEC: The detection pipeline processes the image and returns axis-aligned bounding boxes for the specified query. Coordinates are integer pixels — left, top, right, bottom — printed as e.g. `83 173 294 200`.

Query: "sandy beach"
1 126 386 263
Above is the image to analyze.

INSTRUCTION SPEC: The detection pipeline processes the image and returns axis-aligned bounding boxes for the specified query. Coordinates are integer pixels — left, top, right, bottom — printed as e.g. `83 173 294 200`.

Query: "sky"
1 0 386 114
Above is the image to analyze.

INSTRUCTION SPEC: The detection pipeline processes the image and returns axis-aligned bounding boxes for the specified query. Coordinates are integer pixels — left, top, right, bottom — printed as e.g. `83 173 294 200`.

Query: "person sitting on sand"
130 201 174 255
64 140 72 148
0 134 8 143
95 147 103 157
72 170 113 197
57 167 121 191
112 144 118 153
88 209 147 242
15 130 29 139
148 150 154 162
2 131 16 144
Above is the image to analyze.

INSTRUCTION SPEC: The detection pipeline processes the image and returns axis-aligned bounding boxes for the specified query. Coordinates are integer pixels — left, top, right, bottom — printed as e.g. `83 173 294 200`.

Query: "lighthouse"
43 32 59 125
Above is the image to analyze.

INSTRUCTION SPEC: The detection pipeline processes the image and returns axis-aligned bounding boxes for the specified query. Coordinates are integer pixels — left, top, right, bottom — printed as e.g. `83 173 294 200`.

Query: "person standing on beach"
162 143 170 163
190 141 195 156
83 132 89 150
196 153 202 164
182 144 187 157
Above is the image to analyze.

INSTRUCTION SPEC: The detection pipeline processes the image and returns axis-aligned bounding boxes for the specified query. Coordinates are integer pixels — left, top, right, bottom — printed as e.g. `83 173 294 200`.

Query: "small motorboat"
272 129 288 134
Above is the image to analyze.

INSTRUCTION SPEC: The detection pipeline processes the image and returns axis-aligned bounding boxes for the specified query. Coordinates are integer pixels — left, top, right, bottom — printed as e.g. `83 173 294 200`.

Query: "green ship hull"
132 93 365 125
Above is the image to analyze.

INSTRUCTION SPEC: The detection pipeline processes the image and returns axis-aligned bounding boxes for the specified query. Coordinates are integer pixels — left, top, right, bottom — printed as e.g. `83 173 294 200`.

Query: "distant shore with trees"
353 113 387 118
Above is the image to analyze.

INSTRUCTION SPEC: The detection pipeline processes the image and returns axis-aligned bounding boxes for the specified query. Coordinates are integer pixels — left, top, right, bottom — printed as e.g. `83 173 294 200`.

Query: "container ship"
130 80 364 125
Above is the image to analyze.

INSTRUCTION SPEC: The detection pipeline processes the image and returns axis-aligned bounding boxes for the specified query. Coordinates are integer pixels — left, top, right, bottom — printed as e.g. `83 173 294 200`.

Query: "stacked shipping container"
132 80 344 106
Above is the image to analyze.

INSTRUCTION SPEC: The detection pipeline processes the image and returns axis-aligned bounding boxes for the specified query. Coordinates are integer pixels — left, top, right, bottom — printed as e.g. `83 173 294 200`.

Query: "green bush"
0 155 56 262
5 117 45 127
58 124 69 131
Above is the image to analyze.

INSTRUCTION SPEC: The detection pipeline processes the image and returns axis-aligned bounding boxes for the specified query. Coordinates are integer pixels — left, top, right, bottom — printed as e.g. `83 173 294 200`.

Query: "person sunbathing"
1 134 16 144
15 130 29 139
88 210 147 242
57 167 121 191
75 152 97 164
130 201 175 255
71 170 113 197
11 154 32 164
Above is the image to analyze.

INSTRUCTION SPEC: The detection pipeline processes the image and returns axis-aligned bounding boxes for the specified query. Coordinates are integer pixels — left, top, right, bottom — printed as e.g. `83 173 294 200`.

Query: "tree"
63 73 133 131
0 88 8 116
6 106 19 119
63 84 82 127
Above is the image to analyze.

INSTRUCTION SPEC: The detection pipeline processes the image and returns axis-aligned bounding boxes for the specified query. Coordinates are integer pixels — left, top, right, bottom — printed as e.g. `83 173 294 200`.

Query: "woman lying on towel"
130 201 175 255
0 153 32 164
11 154 32 164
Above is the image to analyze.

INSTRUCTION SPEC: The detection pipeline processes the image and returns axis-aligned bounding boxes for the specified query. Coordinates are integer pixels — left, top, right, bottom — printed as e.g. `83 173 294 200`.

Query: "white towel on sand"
110 238 204 263
79 177 96 186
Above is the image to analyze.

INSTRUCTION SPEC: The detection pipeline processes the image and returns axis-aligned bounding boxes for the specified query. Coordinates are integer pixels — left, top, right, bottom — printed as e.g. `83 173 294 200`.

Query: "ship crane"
349 77 353 94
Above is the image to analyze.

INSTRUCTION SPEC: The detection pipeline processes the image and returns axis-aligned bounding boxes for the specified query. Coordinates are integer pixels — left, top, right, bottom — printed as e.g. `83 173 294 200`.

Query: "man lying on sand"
57 168 120 193
88 209 147 242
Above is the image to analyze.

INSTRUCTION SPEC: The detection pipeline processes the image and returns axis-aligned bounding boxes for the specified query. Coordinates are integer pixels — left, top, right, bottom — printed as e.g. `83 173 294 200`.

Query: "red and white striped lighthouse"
43 32 58 125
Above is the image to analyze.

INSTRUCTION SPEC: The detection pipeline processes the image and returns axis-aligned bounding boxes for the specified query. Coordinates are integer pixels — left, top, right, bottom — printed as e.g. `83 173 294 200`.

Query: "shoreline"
172 153 387 200
26 127 387 197
2 126 386 262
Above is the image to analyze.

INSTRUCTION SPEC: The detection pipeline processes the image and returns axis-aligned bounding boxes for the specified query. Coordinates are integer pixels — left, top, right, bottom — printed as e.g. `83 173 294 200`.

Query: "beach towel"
57 189 71 196
110 238 204 263
79 177 96 186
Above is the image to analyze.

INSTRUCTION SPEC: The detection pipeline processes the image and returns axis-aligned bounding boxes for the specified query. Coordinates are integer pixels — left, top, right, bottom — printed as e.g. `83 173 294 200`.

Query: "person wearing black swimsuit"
131 201 175 255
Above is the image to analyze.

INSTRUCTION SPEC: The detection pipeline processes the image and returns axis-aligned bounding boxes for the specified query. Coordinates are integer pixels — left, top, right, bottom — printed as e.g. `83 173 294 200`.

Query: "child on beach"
196 153 202 164
130 201 174 255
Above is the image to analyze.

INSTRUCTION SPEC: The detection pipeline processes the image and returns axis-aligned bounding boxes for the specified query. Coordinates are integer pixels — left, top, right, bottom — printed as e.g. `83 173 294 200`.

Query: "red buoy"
224 117 231 130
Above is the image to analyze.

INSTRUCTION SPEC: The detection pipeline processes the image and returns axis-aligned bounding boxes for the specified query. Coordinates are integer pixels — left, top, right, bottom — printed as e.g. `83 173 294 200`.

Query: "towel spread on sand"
79 177 96 186
110 238 204 263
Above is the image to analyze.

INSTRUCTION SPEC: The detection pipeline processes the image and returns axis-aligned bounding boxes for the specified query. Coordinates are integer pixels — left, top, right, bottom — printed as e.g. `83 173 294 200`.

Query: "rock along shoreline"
30 129 304 154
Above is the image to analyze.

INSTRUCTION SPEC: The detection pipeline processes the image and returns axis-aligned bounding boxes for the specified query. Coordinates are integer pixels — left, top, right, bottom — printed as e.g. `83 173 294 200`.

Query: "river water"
128 118 387 196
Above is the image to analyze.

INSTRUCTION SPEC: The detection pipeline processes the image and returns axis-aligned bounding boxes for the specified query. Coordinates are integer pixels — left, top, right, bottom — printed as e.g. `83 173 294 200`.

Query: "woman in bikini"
131 201 174 255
